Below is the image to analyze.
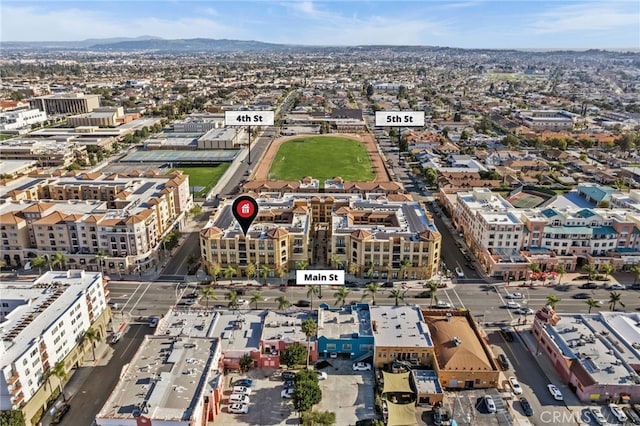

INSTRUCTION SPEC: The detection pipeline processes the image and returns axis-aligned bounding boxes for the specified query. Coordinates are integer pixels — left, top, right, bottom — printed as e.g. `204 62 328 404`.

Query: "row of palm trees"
528 262 623 285
544 291 626 312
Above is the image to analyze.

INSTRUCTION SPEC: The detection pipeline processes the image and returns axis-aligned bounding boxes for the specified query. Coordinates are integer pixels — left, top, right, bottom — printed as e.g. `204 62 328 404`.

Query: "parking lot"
216 360 376 426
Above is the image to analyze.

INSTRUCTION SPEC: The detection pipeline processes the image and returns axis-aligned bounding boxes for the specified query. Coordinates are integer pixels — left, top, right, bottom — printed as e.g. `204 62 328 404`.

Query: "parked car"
572 292 591 299
283 380 295 389
110 331 123 344
608 283 626 290
281 388 295 398
433 301 452 309
229 393 250 404
505 301 521 309
505 292 523 299
589 407 606 425
316 371 328 380
509 376 522 395
295 300 311 308
382 281 394 288
455 267 464 278
608 403 628 423
281 371 297 381
484 395 497 413
500 327 515 342
232 386 252 395
623 406 640 425
498 354 510 370
580 282 598 289
149 316 159 328
232 378 254 387
547 384 563 401
352 362 372 371
514 307 534 315
519 398 533 416
228 403 249 414
51 404 70 424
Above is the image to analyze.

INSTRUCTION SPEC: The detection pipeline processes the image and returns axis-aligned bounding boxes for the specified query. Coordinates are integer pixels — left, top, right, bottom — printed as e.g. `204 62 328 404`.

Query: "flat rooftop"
262 311 317 342
318 305 372 339
211 310 265 356
96 335 220 421
411 369 442 395
370 306 433 348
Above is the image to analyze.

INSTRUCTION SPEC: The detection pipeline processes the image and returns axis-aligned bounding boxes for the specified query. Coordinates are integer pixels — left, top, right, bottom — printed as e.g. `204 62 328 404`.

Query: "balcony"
11 391 24 406
9 380 22 395
8 372 19 386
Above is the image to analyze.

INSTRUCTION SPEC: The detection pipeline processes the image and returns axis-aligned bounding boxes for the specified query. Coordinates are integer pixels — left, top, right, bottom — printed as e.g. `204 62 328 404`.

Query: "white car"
434 301 452 309
238 299 249 305
281 388 295 399
509 377 522 395
455 266 464 278
352 362 372 371
590 407 606 425
514 307 534 315
608 284 626 290
232 386 252 395
608 403 628 423
229 393 250 404
316 371 328 380
149 316 159 328
506 292 524 299
484 395 497 413
228 403 249 414
547 384 563 401
505 301 521 309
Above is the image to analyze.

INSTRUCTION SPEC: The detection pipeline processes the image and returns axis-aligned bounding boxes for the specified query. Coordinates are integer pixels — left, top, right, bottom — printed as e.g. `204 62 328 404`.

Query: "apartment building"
0 139 85 167
0 109 48 132
0 270 110 425
28 93 101 115
200 193 441 281
0 171 191 273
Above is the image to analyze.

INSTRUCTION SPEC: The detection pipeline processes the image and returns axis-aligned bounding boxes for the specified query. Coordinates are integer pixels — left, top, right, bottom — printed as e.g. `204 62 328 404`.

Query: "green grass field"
268 136 375 184
170 164 230 197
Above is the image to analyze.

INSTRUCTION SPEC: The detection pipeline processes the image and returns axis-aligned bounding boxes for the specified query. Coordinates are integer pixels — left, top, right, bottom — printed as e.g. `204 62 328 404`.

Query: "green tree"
302 410 336 426
631 264 640 285
281 342 307 366
347 262 358 277
250 291 264 310
365 266 374 281
293 375 322 414
400 259 411 279
161 230 180 252
301 318 317 367
276 295 290 311
334 287 350 307
307 285 320 310
608 292 626 311
51 252 69 271
209 262 221 285
583 264 598 281
546 294 561 310
296 260 309 271
95 249 108 275
585 298 600 314
331 254 343 270
0 410 26 425
556 264 566 285
31 256 47 274
424 167 438 186
200 287 217 308
239 353 254 372
260 265 270 284
245 262 257 280
362 282 381 305
427 280 439 308
226 290 240 309
51 361 68 399
600 264 614 281
388 288 405 307
528 262 541 282
224 265 237 284
83 327 101 361
189 204 203 218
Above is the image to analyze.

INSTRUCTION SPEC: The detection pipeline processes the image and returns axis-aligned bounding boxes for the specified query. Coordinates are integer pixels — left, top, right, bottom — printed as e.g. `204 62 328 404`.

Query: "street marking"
450 286 466 309
127 283 152 315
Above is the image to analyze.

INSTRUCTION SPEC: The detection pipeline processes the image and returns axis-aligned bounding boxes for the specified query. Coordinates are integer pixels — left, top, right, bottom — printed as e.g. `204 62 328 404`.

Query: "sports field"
267 136 375 183
170 164 230 197
507 191 546 208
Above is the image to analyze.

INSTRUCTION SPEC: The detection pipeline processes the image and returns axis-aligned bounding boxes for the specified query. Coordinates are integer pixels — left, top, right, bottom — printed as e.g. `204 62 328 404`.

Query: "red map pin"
232 195 259 236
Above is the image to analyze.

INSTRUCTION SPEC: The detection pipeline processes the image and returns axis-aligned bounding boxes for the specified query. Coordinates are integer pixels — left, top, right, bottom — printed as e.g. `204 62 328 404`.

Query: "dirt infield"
254 133 390 182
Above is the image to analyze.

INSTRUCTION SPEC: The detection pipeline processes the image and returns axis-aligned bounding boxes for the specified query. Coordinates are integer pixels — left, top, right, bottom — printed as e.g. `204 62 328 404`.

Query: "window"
342 344 352 350
326 343 336 350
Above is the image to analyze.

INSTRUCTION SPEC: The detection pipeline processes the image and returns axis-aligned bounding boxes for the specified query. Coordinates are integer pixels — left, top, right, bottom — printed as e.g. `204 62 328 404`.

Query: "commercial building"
532 308 640 403
28 93 101 115
66 107 134 128
0 270 111 425
516 110 575 131
0 171 191 273
199 193 441 281
316 303 374 361
172 114 224 133
0 109 48 132
0 139 86 168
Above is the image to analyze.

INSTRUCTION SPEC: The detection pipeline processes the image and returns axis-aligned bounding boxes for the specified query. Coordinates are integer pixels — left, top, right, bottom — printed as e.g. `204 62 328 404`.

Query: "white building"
0 109 48 132
0 270 110 423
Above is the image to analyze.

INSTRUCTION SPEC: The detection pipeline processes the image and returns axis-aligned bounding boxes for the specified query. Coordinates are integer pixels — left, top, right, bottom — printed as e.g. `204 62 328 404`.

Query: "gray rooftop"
318 306 372 339
411 370 442 395
262 311 317 342
370 306 433 348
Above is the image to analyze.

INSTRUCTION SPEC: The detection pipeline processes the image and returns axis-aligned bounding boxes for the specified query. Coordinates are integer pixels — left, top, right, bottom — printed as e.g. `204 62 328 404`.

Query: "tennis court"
507 191 546 208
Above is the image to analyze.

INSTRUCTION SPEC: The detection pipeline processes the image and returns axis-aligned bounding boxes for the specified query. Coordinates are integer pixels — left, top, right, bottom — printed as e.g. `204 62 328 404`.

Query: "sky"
1 1 639 49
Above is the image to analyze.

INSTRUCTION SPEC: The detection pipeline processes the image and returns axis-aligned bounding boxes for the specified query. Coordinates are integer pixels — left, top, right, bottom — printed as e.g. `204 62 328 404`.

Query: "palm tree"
276 264 286 286
334 287 350 307
427 281 439 308
250 291 264 310
546 294 561 310
226 290 240 309
399 259 411 279
600 264 614 282
51 361 68 400
94 250 107 275
307 285 320 309
348 262 358 278
585 298 600 314
223 265 237 284
209 263 221 286
556 264 566 285
331 254 342 270
301 318 317 367
362 282 381 305
51 252 69 271
583 264 597 281
200 287 217 308
245 262 256 281
631 264 640 285
276 295 290 311
608 291 626 311
528 262 541 283
388 288 405 306
365 266 374 281
260 265 270 285
295 260 309 271
83 327 101 361
31 256 47 274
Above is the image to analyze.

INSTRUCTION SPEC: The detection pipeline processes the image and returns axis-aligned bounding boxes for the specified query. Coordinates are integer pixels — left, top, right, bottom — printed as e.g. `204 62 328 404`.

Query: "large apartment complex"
0 270 111 425
0 171 191 274
200 193 442 281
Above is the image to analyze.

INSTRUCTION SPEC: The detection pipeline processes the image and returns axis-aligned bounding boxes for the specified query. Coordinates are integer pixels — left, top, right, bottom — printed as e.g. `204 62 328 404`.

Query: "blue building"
317 303 374 361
